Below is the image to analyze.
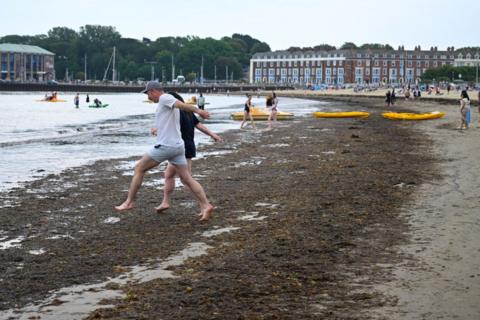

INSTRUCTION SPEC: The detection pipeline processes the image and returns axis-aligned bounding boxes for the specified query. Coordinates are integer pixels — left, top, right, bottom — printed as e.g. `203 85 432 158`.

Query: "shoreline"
1 95 478 318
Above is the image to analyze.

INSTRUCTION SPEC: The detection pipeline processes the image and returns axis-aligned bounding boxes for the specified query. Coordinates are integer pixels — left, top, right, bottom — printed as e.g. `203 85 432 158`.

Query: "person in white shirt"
115 81 214 221
197 92 206 110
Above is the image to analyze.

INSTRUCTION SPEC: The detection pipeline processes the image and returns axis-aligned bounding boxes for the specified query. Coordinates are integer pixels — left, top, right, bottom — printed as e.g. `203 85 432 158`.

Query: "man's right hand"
198 109 210 119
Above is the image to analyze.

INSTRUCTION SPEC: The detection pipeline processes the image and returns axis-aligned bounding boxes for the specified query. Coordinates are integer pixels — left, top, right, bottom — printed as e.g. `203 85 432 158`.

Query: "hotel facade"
250 46 480 85
0 43 55 82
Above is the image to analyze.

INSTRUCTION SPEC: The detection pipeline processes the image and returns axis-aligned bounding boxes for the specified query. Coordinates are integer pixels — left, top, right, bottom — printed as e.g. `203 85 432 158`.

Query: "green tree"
0 27 272 81
340 42 357 50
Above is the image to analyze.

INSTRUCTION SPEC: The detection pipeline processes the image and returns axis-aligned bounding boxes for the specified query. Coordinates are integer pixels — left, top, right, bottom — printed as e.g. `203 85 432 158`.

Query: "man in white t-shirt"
197 92 206 110
115 81 214 221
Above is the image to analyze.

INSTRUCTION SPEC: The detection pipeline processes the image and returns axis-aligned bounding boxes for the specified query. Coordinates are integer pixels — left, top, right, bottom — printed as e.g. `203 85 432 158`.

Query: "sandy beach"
1 94 479 319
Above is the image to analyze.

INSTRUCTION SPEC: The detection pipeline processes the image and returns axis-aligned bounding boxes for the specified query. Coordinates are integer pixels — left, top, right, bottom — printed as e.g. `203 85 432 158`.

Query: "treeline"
286 43 395 52
286 42 480 53
421 65 478 84
0 25 270 82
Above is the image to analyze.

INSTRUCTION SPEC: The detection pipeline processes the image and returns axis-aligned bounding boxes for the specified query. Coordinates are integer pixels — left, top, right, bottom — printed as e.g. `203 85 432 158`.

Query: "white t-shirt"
198 96 205 106
154 94 184 147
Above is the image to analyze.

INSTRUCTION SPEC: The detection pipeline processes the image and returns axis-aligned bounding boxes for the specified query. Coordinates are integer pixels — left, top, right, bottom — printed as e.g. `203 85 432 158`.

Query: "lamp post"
476 62 478 85
84 53 87 83
145 61 157 81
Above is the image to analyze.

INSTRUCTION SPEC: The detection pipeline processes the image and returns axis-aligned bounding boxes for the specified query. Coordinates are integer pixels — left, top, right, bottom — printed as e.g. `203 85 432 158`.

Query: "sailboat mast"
84 53 87 82
112 46 116 82
200 55 204 84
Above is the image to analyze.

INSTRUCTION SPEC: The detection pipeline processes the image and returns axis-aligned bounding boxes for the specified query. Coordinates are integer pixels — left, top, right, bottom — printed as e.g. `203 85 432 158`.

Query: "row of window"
357 60 448 68
254 76 346 85
255 68 345 77
0 53 45 72
258 54 344 59
256 60 344 68
255 52 480 60
356 67 424 77
356 53 455 59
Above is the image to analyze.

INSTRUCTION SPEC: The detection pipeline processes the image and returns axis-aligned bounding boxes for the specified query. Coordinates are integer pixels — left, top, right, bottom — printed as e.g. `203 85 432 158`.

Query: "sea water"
0 92 326 193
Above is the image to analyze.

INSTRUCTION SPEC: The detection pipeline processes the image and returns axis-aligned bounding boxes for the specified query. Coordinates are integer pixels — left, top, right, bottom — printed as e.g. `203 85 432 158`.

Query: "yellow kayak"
231 107 294 120
313 111 370 118
382 111 445 120
186 97 197 105
37 98 67 102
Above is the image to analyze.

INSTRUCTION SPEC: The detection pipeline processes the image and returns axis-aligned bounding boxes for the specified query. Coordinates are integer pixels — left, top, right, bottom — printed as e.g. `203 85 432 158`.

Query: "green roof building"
0 43 55 82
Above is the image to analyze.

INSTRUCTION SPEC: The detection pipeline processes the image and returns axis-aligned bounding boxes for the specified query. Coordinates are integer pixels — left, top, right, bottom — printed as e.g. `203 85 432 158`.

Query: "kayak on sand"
313 111 370 118
382 111 445 120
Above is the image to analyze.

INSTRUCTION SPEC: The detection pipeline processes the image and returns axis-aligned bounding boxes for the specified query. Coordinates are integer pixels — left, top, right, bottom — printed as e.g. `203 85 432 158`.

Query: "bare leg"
249 113 256 129
156 163 176 213
174 164 213 221
240 112 247 129
156 159 193 213
115 155 159 211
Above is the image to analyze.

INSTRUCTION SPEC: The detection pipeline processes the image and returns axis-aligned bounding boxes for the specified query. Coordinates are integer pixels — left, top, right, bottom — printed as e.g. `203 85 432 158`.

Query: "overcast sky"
1 0 477 51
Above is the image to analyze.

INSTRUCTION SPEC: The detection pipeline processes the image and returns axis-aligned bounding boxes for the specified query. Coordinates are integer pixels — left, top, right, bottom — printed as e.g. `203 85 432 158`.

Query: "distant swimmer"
93 98 102 107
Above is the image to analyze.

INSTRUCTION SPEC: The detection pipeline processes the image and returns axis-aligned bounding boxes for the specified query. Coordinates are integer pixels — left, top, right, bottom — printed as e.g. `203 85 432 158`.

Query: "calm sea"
0 92 327 194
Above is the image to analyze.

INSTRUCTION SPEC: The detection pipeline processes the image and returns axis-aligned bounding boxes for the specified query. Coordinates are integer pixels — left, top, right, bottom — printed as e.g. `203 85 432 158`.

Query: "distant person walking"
155 91 222 213
115 81 214 221
391 88 396 105
459 90 471 130
385 90 392 107
478 90 480 114
267 92 279 130
86 94 90 103
197 92 206 110
240 94 256 129
74 93 80 108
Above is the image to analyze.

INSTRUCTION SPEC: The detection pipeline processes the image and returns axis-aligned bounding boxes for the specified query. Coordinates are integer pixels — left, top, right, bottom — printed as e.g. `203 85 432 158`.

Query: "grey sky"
1 0 477 51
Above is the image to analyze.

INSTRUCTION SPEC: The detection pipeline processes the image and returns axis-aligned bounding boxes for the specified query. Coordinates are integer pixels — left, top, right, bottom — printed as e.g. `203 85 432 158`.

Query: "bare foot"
114 202 134 212
155 204 170 213
199 204 214 221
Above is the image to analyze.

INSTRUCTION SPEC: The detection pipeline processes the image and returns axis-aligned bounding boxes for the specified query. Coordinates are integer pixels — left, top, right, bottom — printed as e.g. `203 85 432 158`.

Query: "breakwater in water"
0 82 293 93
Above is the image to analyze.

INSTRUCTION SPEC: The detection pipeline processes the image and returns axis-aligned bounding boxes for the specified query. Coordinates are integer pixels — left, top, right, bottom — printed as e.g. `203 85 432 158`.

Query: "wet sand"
0 95 476 319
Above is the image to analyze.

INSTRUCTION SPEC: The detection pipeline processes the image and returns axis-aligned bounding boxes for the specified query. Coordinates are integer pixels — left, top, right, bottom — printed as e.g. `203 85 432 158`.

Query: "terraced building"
250 46 479 85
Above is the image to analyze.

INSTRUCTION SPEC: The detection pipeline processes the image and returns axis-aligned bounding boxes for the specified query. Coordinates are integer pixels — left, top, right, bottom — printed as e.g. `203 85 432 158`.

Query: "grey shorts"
147 145 187 166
